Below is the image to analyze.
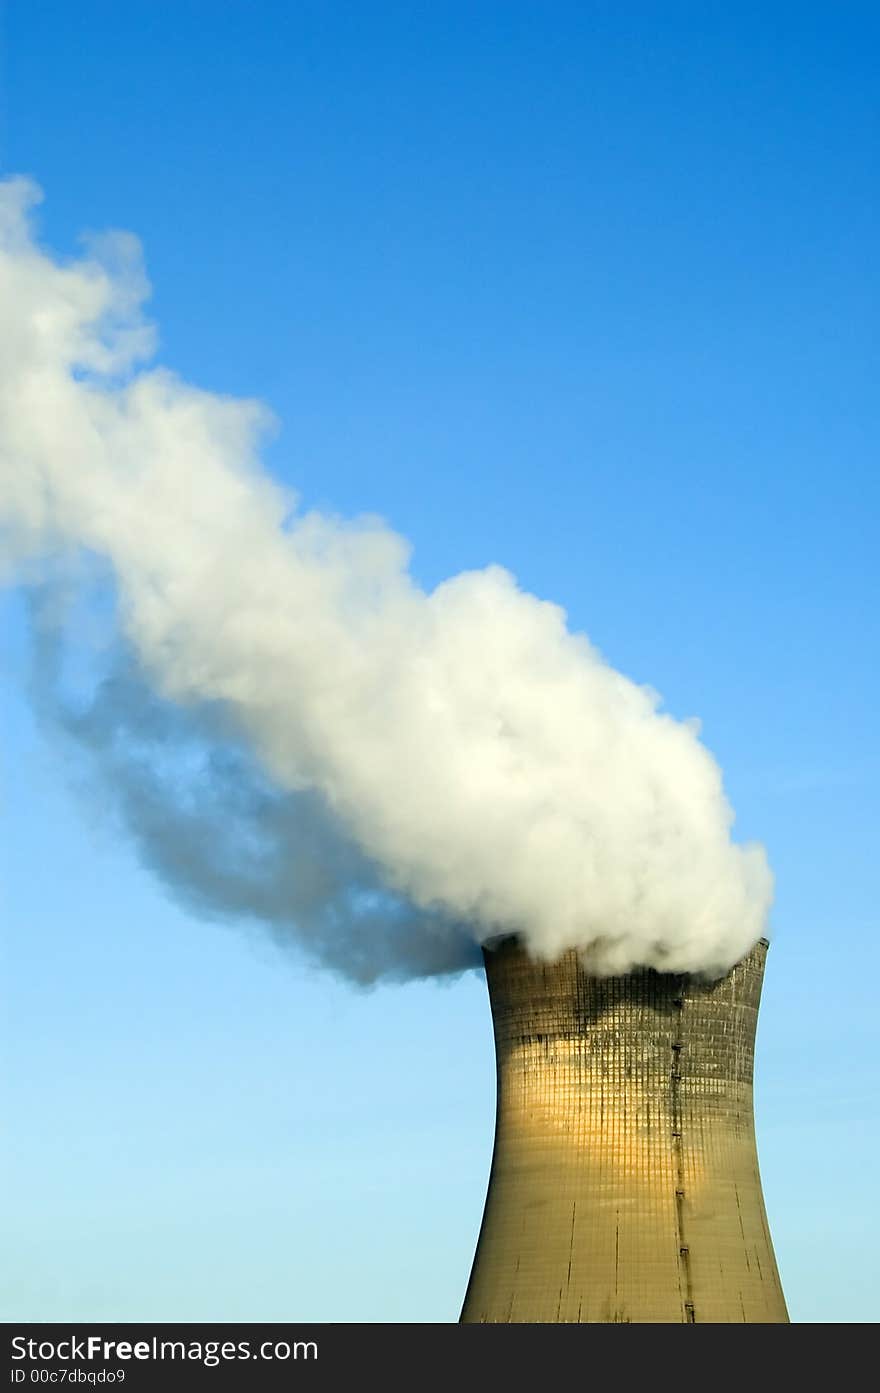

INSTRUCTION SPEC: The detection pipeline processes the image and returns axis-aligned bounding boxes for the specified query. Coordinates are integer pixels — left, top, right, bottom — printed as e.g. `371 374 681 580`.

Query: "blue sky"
1 1 878 1321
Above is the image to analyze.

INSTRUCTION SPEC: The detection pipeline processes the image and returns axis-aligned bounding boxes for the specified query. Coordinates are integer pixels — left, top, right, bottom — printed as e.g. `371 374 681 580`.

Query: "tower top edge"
481 932 769 978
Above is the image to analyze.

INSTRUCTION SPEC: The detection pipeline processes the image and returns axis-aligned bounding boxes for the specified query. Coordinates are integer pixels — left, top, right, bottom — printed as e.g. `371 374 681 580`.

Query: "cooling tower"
461 936 787 1323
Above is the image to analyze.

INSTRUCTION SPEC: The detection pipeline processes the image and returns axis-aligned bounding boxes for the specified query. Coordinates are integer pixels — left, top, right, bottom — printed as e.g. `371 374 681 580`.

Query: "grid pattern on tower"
460 938 787 1324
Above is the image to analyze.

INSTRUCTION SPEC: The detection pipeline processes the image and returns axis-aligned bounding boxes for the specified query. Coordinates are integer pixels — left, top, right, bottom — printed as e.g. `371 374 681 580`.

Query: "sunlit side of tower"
461 936 787 1323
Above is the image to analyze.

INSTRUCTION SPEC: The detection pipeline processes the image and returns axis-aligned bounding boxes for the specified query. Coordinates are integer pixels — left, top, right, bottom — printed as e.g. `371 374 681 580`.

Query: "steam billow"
0 180 773 983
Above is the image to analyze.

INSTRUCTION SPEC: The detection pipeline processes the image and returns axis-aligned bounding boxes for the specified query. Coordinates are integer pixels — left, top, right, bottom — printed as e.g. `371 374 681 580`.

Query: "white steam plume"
0 179 773 980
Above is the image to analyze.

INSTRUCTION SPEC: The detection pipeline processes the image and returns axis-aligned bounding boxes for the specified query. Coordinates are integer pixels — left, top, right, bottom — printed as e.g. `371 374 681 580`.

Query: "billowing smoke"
0 179 773 981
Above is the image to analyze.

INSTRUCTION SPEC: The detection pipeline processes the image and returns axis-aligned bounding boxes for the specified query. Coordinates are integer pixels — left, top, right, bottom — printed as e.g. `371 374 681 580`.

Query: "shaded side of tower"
460 936 788 1324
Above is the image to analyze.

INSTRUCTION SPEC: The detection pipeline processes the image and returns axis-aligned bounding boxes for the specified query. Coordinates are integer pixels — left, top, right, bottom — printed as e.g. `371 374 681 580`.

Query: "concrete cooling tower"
460 936 787 1323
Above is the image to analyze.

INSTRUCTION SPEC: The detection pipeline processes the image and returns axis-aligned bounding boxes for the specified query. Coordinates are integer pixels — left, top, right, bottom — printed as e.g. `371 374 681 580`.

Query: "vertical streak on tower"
460 936 788 1323
669 994 695 1322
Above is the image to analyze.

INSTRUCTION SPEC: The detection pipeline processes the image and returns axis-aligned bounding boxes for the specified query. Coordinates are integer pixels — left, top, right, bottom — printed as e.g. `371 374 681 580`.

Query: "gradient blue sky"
1 1 878 1322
